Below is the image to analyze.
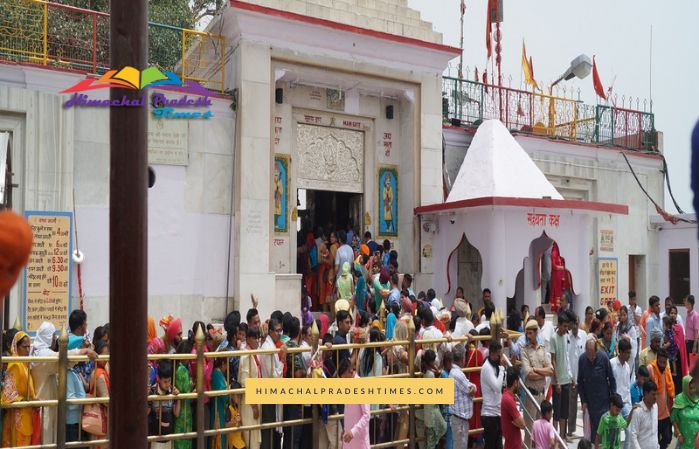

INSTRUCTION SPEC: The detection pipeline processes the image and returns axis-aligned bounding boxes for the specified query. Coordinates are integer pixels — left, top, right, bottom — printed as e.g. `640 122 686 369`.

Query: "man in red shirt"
501 366 526 449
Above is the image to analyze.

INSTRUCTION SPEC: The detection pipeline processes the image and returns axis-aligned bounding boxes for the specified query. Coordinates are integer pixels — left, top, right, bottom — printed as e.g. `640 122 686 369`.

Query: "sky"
407 0 699 212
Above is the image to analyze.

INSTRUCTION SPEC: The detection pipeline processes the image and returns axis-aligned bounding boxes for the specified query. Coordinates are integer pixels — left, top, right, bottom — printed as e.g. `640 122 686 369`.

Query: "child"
595 393 629 449
578 439 593 449
631 365 649 405
148 360 181 449
532 400 557 449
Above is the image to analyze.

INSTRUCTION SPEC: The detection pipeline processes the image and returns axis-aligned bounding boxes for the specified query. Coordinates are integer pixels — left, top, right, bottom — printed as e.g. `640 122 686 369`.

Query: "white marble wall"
0 66 237 330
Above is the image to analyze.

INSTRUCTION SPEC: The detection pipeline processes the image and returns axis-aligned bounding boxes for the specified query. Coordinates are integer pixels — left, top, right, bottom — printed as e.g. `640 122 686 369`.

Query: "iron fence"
0 327 529 449
0 0 225 92
443 76 656 151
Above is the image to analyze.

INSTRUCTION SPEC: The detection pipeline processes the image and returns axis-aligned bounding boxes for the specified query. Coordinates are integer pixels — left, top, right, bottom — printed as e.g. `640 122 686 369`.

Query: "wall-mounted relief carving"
296 124 364 193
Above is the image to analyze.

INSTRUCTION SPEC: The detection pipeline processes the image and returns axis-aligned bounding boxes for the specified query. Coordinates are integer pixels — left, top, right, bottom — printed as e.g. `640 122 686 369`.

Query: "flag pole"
109 0 148 447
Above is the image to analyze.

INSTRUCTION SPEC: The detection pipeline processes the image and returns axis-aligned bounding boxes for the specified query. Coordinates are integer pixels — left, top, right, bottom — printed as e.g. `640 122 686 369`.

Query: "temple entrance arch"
446 234 483 309
525 231 575 313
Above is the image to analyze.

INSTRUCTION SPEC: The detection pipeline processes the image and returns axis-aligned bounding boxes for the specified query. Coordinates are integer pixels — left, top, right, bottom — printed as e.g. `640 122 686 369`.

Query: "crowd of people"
2 229 699 449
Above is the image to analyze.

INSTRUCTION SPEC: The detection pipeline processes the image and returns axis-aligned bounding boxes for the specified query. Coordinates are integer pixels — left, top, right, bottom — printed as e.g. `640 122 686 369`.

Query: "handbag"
82 394 107 436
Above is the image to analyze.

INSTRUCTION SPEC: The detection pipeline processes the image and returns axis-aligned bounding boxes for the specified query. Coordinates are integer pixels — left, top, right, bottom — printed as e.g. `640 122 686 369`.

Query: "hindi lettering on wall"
24 211 73 333
378 165 398 237
598 257 618 308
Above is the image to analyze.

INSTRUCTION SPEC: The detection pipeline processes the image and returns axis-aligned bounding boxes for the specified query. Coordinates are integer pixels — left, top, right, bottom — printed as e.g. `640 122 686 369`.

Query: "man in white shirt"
629 380 659 449
480 340 505 449
611 338 634 449
567 313 587 438
260 318 287 449
334 230 354 280
452 298 474 338
535 306 555 352
660 296 684 330
629 291 643 371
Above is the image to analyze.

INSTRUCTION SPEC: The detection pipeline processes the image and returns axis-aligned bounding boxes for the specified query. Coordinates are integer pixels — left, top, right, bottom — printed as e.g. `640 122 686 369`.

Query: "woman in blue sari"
209 357 229 449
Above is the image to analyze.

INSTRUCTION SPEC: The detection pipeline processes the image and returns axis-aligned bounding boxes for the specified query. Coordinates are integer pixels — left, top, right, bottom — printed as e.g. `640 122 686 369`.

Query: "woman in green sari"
671 375 699 449
174 346 193 449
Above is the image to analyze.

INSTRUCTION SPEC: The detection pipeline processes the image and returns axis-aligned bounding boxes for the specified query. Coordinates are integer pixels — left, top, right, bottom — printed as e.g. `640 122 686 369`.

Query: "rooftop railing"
0 0 225 92
443 76 657 152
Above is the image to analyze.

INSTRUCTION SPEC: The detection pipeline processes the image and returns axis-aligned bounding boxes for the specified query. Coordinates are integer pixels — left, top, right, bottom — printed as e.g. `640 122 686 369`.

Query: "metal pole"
109 0 148 447
196 327 206 449
56 327 68 449
407 317 416 449
310 322 320 449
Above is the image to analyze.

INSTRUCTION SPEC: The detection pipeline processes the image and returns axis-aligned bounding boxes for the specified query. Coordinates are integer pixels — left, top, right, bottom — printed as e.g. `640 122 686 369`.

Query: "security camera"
450 219 455 224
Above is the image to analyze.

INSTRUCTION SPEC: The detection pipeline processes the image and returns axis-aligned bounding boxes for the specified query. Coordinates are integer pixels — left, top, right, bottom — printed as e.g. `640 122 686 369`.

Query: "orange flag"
521 41 540 91
592 56 608 101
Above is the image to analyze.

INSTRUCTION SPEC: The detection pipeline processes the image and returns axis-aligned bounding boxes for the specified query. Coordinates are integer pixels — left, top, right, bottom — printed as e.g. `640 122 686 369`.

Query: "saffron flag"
521 41 540 91
592 56 608 101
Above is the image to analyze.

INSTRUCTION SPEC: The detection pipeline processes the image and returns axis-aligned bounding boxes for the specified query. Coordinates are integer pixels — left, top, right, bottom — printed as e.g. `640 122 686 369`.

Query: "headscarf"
11 331 29 356
342 261 351 275
164 317 182 342
147 316 157 344
454 298 470 318
401 296 414 315
379 268 390 285
525 319 539 331
650 327 664 342
0 210 33 298
31 321 56 357
360 244 370 257
318 314 330 337
335 299 350 313
673 375 699 410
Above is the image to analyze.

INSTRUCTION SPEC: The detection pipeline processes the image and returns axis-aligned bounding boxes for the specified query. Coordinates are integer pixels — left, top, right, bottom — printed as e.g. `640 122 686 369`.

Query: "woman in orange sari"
2 331 36 447
318 235 334 310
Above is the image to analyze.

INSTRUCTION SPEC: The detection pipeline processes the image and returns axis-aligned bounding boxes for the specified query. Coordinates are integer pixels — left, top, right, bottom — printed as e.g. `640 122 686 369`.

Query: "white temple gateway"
0 0 694 329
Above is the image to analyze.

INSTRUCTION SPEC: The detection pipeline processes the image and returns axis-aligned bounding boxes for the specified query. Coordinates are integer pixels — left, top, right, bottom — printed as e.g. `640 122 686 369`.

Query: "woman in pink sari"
672 306 689 377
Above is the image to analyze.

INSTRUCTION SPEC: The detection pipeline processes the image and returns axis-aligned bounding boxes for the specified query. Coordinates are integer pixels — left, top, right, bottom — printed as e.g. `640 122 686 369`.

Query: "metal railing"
502 354 568 449
0 327 526 449
0 0 225 92
443 76 657 152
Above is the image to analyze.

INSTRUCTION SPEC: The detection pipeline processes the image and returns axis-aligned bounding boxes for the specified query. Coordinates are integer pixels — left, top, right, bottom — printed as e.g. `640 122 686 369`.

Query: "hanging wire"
619 152 696 224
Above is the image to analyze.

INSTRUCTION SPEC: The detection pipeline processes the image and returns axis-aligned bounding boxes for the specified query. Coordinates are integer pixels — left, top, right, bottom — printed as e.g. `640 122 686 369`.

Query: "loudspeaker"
385 105 394 120
275 88 283 104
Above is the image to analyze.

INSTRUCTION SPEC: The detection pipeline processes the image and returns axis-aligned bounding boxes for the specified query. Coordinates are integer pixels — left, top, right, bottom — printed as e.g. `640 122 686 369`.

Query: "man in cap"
640 327 663 367
520 319 554 448
452 298 474 338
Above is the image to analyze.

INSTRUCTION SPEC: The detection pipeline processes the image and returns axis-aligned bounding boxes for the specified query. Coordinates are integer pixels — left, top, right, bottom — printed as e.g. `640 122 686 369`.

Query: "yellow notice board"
598 257 618 308
24 212 73 333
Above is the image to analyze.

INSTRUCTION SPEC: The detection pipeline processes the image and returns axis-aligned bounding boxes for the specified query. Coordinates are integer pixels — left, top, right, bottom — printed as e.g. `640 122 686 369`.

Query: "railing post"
56 327 68 449
92 14 97 72
196 326 206 449
310 321 320 449
407 317 416 449
42 1 48 65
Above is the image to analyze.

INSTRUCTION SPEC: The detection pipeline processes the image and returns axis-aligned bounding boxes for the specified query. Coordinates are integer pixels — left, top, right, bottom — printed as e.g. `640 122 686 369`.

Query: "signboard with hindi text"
598 257 618 308
23 211 73 333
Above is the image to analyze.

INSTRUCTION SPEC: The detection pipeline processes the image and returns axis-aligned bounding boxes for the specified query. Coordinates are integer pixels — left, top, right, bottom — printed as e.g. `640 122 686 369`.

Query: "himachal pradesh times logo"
61 66 214 119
